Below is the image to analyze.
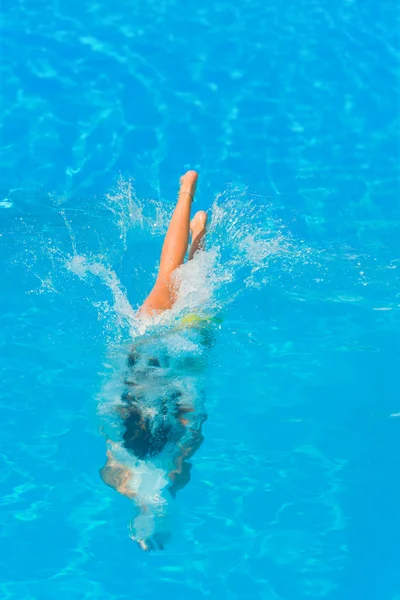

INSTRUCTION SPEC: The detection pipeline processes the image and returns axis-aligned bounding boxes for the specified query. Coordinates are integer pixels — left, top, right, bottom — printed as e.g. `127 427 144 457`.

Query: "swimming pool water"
1 0 399 599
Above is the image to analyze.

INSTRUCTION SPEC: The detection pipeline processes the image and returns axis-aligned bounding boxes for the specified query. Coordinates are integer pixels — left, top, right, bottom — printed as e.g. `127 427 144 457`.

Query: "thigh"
139 280 174 315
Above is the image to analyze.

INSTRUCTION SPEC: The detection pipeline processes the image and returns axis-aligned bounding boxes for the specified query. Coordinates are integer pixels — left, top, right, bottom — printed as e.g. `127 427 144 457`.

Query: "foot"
190 210 207 239
179 170 198 200
189 210 207 260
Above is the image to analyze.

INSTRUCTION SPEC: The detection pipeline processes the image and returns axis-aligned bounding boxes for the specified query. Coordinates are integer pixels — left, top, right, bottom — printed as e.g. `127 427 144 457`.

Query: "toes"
190 210 207 233
180 170 198 192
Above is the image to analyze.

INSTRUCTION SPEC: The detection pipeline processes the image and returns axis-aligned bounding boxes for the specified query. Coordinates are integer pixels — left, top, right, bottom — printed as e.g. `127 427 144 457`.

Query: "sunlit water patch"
3 179 327 549
2 176 399 597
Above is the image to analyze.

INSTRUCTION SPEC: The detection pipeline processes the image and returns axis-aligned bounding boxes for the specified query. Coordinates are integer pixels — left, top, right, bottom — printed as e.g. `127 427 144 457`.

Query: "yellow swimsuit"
180 313 222 327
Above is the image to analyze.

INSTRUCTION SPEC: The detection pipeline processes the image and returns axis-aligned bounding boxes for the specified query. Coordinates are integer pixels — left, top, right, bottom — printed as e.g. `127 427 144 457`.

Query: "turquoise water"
1 0 399 598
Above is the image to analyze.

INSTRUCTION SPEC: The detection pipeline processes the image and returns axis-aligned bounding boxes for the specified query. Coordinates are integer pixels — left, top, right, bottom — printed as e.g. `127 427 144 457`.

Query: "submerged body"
100 172 212 550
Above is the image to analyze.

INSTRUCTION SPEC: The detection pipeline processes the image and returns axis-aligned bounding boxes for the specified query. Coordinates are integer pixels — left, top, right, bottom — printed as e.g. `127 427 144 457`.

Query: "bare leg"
139 171 198 316
188 211 207 260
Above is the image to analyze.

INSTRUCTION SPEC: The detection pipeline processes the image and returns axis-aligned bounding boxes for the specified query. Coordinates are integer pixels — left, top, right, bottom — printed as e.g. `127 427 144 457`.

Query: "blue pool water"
1 0 399 598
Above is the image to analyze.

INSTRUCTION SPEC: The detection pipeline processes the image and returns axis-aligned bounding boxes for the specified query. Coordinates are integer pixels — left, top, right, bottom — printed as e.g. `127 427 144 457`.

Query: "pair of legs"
139 171 206 316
